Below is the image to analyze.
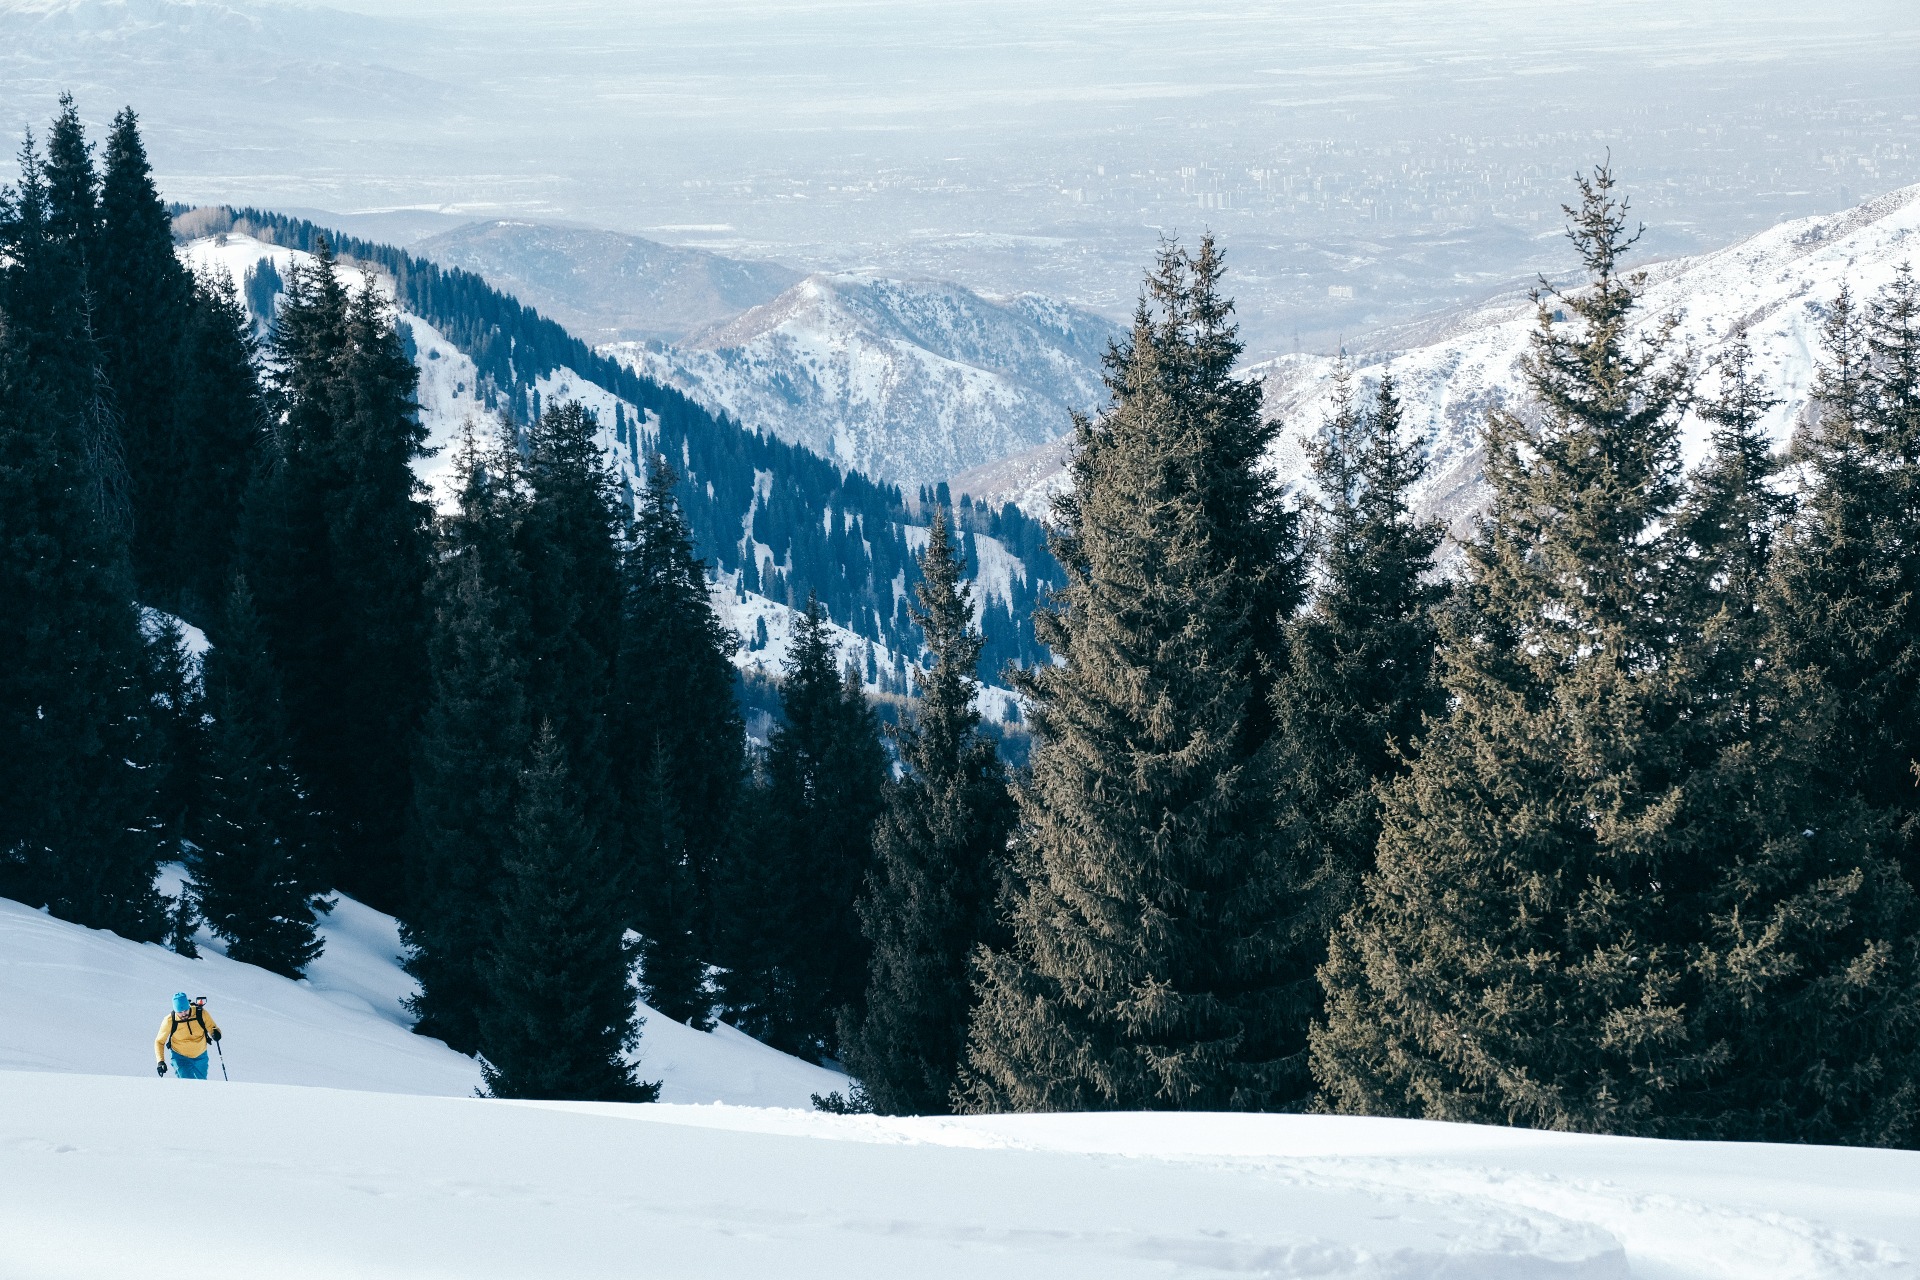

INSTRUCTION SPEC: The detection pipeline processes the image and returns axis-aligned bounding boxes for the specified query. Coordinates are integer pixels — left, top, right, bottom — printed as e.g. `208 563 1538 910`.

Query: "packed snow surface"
5 1067 1917 1278
5 892 1919 1277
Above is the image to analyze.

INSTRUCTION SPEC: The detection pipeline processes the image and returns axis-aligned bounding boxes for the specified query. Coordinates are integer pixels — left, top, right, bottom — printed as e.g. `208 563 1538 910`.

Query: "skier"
155 992 222 1079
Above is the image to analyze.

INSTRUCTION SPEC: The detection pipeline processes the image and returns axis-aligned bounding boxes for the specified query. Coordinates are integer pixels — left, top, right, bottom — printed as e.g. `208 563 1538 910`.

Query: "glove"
209 1029 221 1043
157 1061 168 1077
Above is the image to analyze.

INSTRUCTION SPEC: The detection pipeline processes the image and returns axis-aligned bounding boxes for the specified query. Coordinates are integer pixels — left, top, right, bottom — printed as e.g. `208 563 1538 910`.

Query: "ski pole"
213 1037 228 1081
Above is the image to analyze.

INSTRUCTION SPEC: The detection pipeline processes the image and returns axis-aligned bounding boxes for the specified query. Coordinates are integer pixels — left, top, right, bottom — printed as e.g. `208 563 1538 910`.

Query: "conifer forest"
8 87 1920 1161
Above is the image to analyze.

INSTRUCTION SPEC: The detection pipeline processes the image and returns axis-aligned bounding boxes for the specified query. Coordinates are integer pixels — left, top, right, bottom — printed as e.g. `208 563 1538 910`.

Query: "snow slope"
177 231 1028 705
1255 182 1920 534
9 884 1911 1276
0 889 847 1107
611 273 1118 487
177 233 916 692
5 1069 1916 1279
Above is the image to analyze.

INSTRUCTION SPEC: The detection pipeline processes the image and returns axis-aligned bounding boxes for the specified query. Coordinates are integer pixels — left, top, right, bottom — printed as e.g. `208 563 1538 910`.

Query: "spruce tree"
95 107 202 612
721 597 886 1060
405 422 531 1056
482 725 656 1102
1256 369 1447 1105
842 509 1015 1114
1678 336 1787 641
166 269 264 619
1769 270 1920 869
248 245 429 907
627 748 706 1024
1691 286 1920 1147
1277 371 1445 883
517 401 623 819
957 237 1304 1113
41 96 100 264
0 125 162 938
142 610 208 858
194 577 332 977
1312 167 1713 1133
329 277 431 902
617 454 743 1027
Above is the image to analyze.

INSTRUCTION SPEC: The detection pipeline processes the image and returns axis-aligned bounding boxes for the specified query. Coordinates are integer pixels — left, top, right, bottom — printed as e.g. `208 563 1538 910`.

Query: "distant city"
5 0 1917 356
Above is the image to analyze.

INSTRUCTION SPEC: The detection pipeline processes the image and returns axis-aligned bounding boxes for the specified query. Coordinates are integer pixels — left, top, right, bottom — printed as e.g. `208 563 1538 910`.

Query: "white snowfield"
0 890 845 1108
5 895 1919 1278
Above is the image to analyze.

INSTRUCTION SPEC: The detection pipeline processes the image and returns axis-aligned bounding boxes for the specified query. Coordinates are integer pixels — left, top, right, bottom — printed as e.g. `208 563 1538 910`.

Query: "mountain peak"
611 272 1119 487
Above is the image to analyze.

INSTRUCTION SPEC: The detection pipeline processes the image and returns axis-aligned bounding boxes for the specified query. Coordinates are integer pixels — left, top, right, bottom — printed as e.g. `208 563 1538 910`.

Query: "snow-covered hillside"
7 1063 1917 1278
0 885 847 1106
178 233 1019 704
181 233 534 511
610 273 1118 487
1256 181 1920 535
951 433 1074 520
975 184 1920 531
9 868 1914 1277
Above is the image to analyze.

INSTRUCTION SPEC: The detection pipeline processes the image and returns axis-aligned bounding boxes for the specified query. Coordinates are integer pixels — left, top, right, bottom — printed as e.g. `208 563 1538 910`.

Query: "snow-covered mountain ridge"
1249 181 1920 536
610 272 1120 488
966 184 1920 529
178 233 1028 710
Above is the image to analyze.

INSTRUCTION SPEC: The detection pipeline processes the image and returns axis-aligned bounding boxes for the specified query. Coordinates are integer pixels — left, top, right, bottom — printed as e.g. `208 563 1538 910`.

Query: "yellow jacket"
155 1007 221 1061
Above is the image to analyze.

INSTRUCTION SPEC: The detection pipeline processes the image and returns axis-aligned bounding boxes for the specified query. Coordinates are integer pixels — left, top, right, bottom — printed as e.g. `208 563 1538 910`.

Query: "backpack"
164 1006 207 1052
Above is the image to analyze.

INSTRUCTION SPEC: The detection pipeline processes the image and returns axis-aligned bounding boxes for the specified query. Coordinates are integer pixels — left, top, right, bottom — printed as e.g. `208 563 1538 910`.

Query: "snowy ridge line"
605 271 1117 488
1256 181 1920 533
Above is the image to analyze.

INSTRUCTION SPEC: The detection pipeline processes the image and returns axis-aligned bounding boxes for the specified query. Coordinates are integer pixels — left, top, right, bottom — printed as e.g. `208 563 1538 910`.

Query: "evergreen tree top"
902 507 987 769
44 95 99 252
1477 162 1691 646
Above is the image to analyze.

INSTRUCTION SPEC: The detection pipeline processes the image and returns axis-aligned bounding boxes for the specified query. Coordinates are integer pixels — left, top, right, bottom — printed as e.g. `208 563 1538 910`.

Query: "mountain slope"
415 219 802 345
0 885 847 1105
977 183 1920 531
1256 181 1920 535
175 207 1063 688
613 273 1120 487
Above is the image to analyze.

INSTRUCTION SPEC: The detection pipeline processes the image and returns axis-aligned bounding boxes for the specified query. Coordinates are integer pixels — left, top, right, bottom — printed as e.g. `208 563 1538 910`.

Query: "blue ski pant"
170 1051 209 1079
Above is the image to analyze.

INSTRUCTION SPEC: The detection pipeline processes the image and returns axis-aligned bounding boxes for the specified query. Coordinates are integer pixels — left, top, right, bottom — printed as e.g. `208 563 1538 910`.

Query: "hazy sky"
5 0 1918 352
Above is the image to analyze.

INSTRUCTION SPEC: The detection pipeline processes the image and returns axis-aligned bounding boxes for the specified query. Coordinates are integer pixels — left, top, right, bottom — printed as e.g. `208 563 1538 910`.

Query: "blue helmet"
172 992 191 1014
